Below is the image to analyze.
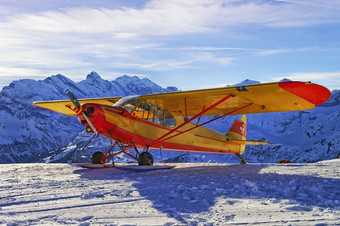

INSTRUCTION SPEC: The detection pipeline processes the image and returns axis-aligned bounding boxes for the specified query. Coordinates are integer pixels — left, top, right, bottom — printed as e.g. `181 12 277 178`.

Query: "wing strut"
149 94 252 148
149 94 233 147
151 103 253 148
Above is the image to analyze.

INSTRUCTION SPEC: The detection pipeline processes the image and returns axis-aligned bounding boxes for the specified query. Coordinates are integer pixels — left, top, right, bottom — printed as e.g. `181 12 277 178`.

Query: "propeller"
66 89 80 108
65 89 98 134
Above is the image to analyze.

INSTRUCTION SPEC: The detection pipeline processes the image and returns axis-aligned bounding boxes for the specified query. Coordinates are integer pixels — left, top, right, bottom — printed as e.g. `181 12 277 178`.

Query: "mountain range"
0 72 339 163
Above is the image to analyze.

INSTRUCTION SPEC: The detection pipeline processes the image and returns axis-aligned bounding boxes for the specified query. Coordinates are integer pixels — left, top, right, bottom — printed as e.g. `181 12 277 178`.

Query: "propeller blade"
66 89 80 108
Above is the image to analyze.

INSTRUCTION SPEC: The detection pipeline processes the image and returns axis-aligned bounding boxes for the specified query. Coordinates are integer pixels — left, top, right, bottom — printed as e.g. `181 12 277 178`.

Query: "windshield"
114 96 139 111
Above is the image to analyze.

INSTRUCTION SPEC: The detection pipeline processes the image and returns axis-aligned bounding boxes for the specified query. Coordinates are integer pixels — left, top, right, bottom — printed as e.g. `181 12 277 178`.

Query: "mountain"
0 72 177 163
0 73 338 163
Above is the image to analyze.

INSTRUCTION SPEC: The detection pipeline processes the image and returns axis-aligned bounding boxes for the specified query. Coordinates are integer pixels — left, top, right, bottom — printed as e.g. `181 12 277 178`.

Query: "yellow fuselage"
79 103 242 155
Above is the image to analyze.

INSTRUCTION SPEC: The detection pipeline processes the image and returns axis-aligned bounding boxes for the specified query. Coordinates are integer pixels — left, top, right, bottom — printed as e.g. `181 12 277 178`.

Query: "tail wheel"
91 151 106 164
138 152 154 166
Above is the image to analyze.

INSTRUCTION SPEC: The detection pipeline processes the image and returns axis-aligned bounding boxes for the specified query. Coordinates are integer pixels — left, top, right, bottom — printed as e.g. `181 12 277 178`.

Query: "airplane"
33 80 331 166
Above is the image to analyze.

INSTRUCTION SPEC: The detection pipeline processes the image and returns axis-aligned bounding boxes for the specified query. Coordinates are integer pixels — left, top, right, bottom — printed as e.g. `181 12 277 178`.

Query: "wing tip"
278 81 331 106
32 101 76 116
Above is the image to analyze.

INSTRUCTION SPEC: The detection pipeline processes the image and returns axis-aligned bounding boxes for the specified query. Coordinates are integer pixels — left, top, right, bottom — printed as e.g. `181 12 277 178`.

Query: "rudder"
226 114 247 140
226 115 247 154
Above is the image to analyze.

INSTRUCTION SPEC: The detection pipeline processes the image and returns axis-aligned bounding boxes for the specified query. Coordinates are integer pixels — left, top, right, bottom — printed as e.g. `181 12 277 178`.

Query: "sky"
0 0 340 91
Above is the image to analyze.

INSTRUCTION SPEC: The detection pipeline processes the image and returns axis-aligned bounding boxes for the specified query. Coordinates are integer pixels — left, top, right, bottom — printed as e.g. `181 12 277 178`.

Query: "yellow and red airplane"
33 81 331 166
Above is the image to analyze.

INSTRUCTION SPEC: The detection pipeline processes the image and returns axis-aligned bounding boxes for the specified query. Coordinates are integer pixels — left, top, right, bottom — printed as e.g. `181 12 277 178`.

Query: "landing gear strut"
96 141 154 166
236 154 246 164
71 134 154 166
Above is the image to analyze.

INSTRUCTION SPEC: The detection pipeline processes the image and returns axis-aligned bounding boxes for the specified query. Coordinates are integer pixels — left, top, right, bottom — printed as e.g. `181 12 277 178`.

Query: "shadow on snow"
76 164 340 223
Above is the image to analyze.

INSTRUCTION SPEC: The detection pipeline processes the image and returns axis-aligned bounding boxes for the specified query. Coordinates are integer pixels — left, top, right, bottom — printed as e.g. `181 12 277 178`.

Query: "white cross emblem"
240 124 245 134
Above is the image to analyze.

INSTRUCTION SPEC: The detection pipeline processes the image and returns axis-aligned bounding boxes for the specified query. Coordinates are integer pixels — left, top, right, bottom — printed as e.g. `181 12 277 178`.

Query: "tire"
138 152 154 166
91 151 106 164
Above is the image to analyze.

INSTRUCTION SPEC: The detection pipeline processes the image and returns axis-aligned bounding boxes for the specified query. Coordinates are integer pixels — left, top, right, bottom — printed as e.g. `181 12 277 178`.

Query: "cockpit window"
113 95 176 127
114 96 139 113
164 111 176 127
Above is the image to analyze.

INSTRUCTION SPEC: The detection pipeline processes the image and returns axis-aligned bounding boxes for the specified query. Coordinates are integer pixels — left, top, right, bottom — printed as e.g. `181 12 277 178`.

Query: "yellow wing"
33 81 331 117
33 97 121 116
138 81 331 116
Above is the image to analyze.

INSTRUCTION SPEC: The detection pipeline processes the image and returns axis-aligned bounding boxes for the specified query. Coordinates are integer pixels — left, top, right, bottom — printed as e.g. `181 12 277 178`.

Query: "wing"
138 81 331 116
33 97 121 116
33 81 331 117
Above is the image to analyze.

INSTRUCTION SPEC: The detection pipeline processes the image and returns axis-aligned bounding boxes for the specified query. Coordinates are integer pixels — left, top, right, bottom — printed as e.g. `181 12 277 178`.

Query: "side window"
164 110 176 127
151 106 164 125
132 101 176 127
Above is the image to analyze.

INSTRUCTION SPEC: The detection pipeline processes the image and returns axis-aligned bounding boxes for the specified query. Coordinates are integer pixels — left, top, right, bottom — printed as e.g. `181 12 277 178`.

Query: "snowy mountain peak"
112 75 168 95
232 79 260 86
115 75 140 86
280 78 292 82
166 86 179 92
86 71 102 81
46 74 74 85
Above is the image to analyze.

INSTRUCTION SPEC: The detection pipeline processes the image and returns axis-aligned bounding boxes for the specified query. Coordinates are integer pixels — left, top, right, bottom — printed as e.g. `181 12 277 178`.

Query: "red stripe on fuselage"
104 124 236 154
90 105 237 154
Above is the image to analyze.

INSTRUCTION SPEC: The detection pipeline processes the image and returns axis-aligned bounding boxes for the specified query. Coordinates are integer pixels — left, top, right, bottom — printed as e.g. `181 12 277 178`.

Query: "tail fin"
226 115 278 154
226 115 247 154
226 114 247 140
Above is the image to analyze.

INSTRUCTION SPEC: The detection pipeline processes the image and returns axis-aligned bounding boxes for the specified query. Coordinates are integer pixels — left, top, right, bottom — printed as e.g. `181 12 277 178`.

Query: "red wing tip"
278 81 331 106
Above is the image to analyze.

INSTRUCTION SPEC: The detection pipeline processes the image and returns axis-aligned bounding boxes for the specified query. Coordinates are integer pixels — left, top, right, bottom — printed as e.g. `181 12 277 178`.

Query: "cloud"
256 47 326 56
155 46 325 58
0 0 339 86
276 0 340 10
154 47 256 52
274 72 340 89
3 0 340 36
0 66 45 77
0 66 49 90
111 52 233 71
257 49 292 56
2 3 212 35
278 72 340 81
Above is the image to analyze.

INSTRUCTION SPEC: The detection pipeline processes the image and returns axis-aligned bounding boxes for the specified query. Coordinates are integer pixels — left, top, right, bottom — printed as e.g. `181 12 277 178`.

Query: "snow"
1 160 339 225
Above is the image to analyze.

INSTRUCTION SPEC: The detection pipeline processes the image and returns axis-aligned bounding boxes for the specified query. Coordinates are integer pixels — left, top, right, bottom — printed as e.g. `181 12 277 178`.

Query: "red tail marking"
230 120 246 137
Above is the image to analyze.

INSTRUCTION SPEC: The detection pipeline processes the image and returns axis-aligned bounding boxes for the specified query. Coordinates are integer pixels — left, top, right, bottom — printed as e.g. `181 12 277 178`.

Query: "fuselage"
77 102 242 155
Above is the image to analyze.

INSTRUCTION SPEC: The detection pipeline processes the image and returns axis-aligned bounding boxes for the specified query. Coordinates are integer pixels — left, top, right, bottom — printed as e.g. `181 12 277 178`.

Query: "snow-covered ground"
0 160 339 225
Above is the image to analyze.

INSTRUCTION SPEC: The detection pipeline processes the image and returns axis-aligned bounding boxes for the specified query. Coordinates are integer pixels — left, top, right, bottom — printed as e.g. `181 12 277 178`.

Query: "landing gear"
71 134 99 163
138 152 154 166
236 154 246 164
91 151 106 164
71 135 153 166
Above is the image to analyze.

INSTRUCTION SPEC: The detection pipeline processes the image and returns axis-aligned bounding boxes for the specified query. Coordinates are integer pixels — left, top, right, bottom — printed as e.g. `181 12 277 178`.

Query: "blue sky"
0 0 340 91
